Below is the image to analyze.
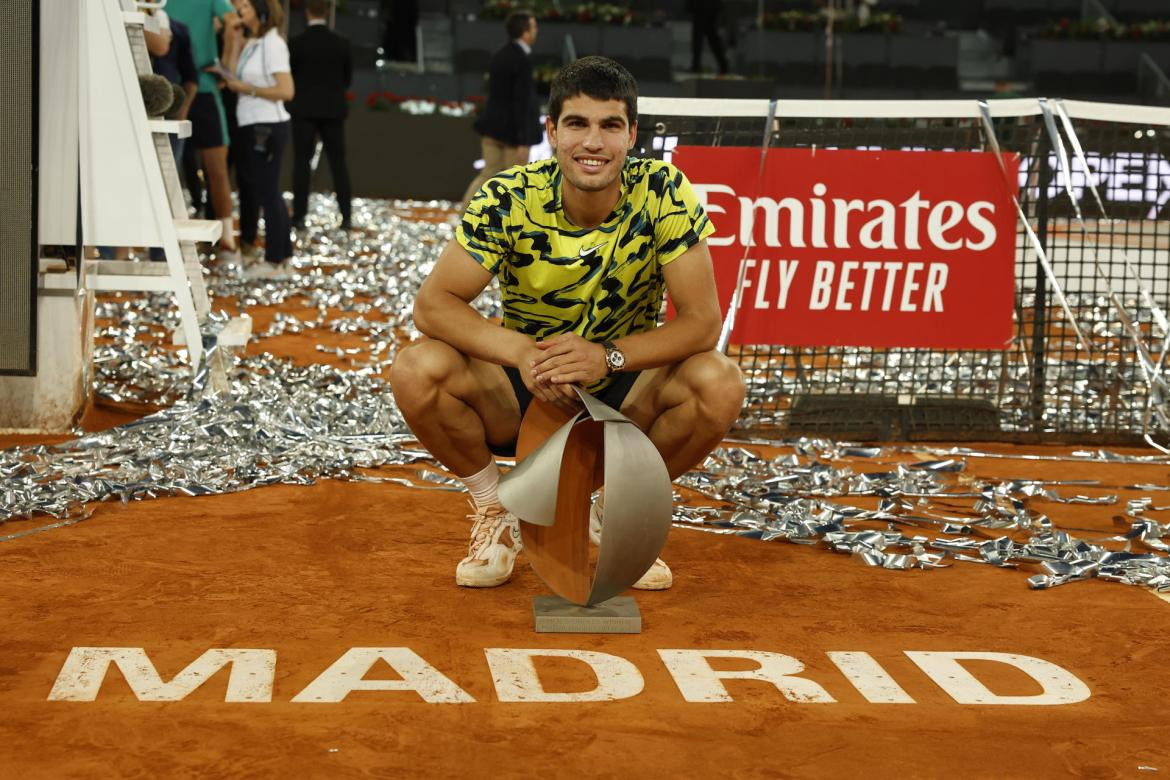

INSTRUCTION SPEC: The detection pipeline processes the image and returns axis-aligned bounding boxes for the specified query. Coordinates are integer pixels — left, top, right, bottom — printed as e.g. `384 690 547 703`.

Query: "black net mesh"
635 104 1170 441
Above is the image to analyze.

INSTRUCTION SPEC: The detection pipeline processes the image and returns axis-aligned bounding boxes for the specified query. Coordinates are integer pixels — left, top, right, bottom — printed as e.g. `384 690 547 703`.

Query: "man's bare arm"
414 240 577 406
176 82 198 121
414 240 529 364
613 240 723 370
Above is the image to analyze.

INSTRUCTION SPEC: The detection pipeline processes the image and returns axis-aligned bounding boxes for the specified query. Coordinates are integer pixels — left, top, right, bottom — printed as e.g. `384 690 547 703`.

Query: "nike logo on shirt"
579 242 607 257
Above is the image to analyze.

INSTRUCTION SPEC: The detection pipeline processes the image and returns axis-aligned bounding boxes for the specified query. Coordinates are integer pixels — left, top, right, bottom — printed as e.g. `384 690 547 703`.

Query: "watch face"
608 348 625 370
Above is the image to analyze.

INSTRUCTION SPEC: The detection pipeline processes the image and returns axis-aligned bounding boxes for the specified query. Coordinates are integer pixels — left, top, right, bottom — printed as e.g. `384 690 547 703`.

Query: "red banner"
671 147 1018 349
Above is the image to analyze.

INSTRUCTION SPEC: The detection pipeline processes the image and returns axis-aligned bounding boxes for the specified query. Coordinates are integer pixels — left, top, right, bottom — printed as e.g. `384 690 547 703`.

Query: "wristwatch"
602 341 626 374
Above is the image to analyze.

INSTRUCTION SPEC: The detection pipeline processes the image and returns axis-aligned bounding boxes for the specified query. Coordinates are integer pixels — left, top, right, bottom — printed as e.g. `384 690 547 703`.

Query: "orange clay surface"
3 227 1170 780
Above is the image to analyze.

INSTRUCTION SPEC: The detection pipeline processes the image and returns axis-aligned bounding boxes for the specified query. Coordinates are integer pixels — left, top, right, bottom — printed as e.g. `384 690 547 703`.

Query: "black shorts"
488 367 642 457
188 91 229 150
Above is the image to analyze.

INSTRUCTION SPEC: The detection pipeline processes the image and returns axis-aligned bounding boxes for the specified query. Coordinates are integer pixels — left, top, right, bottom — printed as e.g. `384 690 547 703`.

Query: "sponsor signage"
672 147 1019 349
1019 150 1170 217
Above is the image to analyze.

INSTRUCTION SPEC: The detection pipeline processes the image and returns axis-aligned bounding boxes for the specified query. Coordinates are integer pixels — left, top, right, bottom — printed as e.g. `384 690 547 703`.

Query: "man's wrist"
601 340 626 374
508 334 536 369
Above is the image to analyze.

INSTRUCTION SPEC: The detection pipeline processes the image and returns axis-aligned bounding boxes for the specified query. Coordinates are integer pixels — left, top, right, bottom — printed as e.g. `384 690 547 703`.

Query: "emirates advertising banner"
671 147 1019 349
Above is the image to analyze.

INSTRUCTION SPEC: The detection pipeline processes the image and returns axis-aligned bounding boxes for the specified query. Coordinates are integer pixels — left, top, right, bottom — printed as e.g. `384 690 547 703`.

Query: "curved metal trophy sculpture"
498 387 673 608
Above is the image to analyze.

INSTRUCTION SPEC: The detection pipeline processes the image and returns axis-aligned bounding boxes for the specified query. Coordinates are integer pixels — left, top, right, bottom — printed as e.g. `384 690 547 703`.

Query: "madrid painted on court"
49 646 1090 706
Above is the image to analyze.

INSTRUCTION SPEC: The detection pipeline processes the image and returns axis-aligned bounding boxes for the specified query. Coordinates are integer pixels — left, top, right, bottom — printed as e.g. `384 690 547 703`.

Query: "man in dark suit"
689 0 729 75
459 12 543 207
288 0 354 230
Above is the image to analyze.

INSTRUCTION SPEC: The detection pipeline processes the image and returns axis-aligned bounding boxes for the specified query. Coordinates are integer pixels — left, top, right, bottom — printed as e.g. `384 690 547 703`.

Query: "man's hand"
532 333 608 386
518 342 580 410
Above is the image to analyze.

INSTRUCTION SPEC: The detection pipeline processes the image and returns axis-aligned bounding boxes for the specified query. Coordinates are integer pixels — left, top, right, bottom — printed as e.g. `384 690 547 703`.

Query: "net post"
1029 126 1054 430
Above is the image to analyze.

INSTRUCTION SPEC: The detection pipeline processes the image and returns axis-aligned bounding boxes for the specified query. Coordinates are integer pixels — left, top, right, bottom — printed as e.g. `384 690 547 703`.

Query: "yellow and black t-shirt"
457 157 715 380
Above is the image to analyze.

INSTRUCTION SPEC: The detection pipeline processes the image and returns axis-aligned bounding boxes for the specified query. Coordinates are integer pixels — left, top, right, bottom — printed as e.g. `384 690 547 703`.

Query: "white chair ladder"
81 0 251 389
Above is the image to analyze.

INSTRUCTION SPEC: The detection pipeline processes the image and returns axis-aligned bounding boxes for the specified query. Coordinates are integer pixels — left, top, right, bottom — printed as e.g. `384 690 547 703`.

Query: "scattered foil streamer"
0 356 420 522
4 196 1169 596
3 197 466 523
675 444 1170 592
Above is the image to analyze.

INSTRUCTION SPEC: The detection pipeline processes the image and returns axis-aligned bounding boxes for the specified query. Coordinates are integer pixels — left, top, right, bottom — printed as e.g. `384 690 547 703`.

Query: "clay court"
2 426 1170 777
6 6 1170 773
3 200 1170 778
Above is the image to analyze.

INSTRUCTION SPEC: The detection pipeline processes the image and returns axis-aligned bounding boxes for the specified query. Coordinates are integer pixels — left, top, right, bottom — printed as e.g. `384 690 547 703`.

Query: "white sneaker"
244 258 289 280
589 500 673 590
456 503 522 588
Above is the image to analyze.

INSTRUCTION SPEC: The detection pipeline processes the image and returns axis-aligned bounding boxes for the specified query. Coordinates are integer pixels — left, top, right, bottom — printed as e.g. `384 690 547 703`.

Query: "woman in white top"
222 0 295 268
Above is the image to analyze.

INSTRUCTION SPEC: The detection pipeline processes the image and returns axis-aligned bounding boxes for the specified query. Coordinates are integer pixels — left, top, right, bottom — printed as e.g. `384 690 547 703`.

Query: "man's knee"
682 351 746 427
390 340 463 406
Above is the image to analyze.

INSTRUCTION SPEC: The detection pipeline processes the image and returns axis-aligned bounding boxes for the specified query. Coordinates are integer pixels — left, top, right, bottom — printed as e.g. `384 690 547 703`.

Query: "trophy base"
532 595 641 634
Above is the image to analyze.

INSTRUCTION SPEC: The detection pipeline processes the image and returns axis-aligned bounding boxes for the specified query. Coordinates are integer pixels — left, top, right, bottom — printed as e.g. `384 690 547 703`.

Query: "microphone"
138 74 175 116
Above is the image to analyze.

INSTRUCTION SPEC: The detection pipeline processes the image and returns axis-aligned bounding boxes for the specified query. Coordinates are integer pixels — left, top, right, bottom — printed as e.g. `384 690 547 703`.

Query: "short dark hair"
505 12 533 41
548 56 638 126
306 0 328 17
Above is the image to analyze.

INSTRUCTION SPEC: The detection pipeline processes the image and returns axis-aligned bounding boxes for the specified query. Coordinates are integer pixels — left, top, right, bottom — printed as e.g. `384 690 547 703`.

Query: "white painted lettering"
880 262 902 311
859 200 898 249
810 183 829 248
899 262 924 312
48 647 275 702
899 191 930 250
926 201 964 251
827 651 915 704
753 258 771 309
859 261 882 310
832 198 865 248
835 261 859 311
659 649 835 703
291 647 474 703
965 201 997 250
486 649 644 703
738 196 806 248
809 262 834 310
691 184 736 247
734 258 756 309
775 260 799 309
905 651 1090 705
923 263 948 312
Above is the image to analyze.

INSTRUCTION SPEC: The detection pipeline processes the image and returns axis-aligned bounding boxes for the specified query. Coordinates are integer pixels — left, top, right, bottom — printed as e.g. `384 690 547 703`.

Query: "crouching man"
390 56 745 590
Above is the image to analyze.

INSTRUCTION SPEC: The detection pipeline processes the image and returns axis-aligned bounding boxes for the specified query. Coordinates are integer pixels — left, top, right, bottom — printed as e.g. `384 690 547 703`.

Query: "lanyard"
237 38 263 81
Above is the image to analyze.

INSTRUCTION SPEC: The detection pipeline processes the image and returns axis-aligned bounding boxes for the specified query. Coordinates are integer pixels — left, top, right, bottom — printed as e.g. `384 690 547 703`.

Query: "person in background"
146 8 199 163
166 0 240 252
380 0 419 63
459 12 542 208
221 0 295 274
141 7 200 264
288 0 354 232
688 0 729 75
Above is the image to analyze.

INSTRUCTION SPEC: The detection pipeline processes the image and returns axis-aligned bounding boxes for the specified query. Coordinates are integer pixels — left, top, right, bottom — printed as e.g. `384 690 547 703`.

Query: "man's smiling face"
548 95 637 196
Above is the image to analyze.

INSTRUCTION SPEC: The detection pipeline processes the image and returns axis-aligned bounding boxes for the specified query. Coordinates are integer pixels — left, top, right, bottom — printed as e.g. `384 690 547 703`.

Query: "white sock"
459 460 500 509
